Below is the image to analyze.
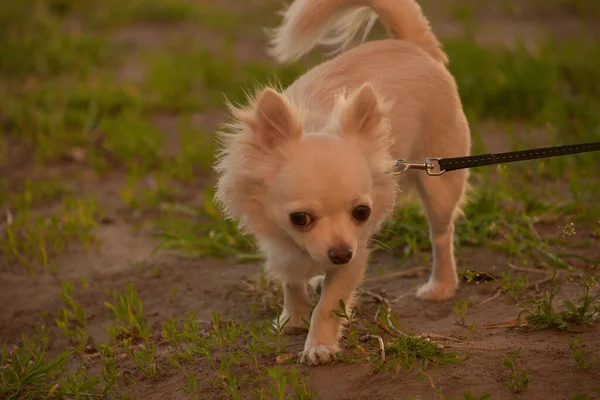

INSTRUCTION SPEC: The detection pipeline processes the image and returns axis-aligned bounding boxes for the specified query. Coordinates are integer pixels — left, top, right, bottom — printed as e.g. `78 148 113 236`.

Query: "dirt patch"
2 226 599 399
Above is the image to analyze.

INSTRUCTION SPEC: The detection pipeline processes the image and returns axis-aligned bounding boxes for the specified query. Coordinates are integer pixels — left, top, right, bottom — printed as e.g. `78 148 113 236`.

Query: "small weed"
105 283 150 342
1 196 98 275
333 299 357 331
502 347 530 392
519 270 600 331
0 330 72 399
561 274 600 326
52 367 107 399
569 335 597 369
0 329 107 398
452 299 468 325
57 281 87 327
384 335 469 373
515 225 600 331
153 189 262 263
571 388 600 400
572 394 592 400
55 281 88 347
98 344 118 392
462 391 492 400
500 270 529 298
262 366 318 400
422 371 492 400
162 317 183 346
127 340 159 378
183 373 202 399
130 260 146 271
119 171 175 211
462 321 477 344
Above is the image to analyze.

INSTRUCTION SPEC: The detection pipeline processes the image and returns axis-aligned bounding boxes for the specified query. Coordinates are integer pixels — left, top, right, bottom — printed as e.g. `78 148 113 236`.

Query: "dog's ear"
245 88 302 148
339 84 384 138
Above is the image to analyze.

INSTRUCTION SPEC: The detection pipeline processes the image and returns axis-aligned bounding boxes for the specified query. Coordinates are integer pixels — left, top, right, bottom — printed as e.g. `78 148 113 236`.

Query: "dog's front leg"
301 255 366 365
277 282 311 334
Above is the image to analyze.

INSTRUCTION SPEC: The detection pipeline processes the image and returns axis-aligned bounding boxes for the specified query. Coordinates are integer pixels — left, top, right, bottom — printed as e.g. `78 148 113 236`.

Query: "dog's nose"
328 247 353 265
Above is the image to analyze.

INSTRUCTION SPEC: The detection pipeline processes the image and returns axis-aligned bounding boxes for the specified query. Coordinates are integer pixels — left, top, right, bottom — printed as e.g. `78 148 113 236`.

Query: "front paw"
300 343 340 365
416 280 457 301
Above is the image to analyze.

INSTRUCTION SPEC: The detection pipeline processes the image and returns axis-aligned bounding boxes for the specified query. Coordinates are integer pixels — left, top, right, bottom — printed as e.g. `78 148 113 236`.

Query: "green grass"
517 271 600 331
153 188 262 263
142 42 308 112
502 347 531 392
0 329 110 400
1 78 144 164
569 335 597 369
2 0 600 398
0 194 99 275
105 283 151 343
421 371 492 400
0 1 109 79
384 335 469 372
55 281 89 347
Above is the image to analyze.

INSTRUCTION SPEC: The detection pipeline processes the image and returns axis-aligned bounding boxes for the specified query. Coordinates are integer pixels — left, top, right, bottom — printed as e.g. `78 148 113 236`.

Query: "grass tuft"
1 196 98 275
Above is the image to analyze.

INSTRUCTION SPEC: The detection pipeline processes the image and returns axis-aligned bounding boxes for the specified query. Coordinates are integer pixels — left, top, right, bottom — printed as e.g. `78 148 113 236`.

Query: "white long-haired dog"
214 0 471 365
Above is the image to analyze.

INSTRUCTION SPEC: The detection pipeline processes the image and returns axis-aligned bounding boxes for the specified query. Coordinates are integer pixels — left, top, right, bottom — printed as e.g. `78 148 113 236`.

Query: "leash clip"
393 157 445 176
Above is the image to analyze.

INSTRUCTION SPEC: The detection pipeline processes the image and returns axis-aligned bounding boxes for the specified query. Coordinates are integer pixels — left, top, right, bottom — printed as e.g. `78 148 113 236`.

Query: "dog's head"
214 84 398 266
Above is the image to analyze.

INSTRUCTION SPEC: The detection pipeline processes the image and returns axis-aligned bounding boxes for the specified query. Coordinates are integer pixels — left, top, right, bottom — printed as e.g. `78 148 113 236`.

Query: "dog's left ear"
339 84 384 138
245 88 302 149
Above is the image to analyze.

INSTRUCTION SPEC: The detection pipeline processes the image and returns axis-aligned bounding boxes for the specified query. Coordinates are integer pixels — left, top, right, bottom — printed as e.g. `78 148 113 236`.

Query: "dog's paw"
416 280 457 301
300 343 340 365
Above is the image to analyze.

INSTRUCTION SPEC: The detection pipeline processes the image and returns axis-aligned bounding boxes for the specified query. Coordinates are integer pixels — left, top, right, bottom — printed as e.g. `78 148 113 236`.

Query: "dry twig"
359 289 408 337
359 334 386 362
475 273 557 308
363 265 428 283
446 344 501 351
392 287 418 303
508 264 548 274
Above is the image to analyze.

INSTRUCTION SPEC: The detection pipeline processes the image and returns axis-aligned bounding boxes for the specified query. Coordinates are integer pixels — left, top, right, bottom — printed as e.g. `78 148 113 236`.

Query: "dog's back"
269 0 468 162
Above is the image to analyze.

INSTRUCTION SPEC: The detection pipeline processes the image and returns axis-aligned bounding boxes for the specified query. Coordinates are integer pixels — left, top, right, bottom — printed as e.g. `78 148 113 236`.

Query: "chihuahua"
214 0 471 365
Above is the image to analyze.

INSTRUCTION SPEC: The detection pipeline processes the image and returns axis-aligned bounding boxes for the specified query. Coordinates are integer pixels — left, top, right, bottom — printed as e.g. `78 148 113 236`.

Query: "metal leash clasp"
392 157 445 176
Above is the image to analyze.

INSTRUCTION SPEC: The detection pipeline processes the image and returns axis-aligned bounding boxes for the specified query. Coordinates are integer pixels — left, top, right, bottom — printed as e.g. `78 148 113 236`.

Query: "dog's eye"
289 212 312 227
352 205 371 222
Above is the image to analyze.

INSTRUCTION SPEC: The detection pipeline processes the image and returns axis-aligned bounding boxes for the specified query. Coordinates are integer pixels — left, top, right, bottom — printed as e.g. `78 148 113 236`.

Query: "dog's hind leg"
414 168 468 301
277 282 312 334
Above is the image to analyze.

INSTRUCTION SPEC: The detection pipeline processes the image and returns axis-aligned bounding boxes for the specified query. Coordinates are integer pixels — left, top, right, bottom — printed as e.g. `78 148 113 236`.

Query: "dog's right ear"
244 88 302 149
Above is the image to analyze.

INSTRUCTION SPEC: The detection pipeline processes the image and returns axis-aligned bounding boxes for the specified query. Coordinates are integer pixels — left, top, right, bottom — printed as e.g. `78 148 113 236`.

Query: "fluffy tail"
268 0 447 65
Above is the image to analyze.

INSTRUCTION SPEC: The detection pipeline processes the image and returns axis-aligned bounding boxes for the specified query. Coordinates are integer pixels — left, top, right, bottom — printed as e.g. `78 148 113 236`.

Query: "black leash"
394 142 600 176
